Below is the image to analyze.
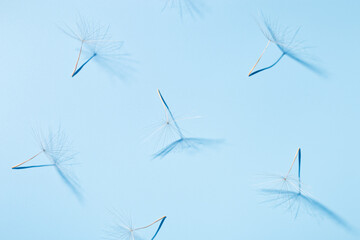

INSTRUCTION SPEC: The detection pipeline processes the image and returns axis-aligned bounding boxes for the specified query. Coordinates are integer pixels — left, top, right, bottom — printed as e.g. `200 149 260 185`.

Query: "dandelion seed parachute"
11 127 82 201
152 90 221 159
260 148 351 231
248 14 323 77
258 148 302 191
143 95 203 155
61 17 129 78
258 147 301 194
107 215 166 240
143 115 193 144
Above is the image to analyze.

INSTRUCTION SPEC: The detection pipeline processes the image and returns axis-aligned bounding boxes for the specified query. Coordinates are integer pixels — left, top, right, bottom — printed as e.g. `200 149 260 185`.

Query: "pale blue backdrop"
0 0 359 239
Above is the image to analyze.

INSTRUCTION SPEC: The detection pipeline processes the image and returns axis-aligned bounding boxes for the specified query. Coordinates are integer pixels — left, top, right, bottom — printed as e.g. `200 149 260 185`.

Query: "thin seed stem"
134 216 166 231
71 41 84 77
157 90 184 137
12 150 44 169
72 53 96 77
248 40 271 76
157 90 169 123
285 148 300 179
150 216 166 240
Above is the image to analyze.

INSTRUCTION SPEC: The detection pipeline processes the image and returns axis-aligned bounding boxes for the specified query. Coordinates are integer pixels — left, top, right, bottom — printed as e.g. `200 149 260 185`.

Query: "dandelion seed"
142 90 202 154
248 14 323 77
106 214 167 240
257 148 302 192
142 110 201 153
152 90 221 159
12 127 82 201
162 0 203 18
259 148 351 230
60 17 130 78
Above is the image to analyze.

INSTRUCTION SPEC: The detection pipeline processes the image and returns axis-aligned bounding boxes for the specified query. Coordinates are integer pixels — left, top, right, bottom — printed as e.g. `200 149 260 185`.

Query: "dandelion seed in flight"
259 148 351 230
248 14 323 77
107 214 166 240
152 89 221 159
12 127 82 201
60 17 130 79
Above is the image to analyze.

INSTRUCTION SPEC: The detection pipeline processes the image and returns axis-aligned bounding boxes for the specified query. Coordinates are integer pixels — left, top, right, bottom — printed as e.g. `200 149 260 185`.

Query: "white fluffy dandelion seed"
12 126 82 201
152 89 221 159
60 17 130 79
106 213 167 240
259 148 351 231
248 14 323 77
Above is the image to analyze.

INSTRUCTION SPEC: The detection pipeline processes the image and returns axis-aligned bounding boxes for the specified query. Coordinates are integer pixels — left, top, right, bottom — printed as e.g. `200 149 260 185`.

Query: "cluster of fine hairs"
106 212 167 240
9 2 353 239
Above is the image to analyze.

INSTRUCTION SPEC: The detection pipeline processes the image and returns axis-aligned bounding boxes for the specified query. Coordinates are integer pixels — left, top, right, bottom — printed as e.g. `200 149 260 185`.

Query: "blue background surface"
1 0 359 239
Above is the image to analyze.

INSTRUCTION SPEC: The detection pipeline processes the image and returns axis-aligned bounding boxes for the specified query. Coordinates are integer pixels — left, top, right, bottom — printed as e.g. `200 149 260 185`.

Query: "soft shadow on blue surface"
260 188 353 232
153 137 222 159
